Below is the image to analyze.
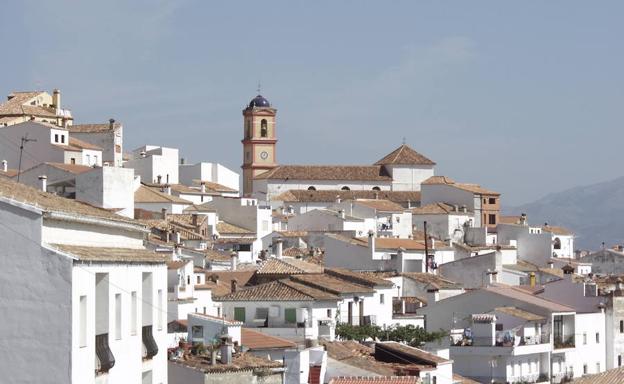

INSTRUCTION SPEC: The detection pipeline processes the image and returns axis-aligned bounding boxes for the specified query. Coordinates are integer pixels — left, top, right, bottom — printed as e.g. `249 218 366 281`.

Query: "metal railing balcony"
95 333 115 373
142 325 158 360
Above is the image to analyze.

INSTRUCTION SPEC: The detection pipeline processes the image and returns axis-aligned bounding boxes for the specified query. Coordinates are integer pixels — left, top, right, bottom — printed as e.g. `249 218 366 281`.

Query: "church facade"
241 94 437 201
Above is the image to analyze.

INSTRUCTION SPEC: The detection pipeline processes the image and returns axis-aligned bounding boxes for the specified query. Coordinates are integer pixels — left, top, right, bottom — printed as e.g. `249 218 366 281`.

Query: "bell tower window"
260 119 268 138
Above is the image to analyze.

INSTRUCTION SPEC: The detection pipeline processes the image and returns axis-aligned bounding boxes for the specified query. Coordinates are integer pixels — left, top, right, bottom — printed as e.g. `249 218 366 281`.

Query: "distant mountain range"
506 176 624 250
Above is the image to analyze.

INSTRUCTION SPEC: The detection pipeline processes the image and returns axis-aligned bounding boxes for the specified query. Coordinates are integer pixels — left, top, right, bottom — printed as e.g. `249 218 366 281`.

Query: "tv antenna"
17 134 37 182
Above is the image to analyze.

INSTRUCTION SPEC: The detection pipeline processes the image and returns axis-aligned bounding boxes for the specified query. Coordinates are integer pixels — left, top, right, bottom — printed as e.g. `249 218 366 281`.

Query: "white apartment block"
125 145 179 185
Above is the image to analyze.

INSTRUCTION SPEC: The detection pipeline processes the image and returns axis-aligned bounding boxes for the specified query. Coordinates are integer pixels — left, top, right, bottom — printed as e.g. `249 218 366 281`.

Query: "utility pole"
17 134 36 182
424 220 429 273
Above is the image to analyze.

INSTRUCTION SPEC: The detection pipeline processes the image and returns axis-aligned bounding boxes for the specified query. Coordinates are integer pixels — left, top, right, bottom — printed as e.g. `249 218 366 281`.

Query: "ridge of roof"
374 144 436 166
254 165 391 181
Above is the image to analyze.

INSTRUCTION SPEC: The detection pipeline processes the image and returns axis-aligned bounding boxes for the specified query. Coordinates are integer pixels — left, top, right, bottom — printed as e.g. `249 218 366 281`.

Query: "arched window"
261 119 268 137
554 237 561 250
372 186 381 191
341 186 350 191
307 186 316 191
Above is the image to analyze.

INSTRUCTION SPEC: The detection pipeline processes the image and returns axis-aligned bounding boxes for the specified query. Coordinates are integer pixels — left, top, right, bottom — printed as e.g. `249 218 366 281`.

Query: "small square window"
54 134 59 143
488 197 496 204
380 294 385 304
596 332 600 343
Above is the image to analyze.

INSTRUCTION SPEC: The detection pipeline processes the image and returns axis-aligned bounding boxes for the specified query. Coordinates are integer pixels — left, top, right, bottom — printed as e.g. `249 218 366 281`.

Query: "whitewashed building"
67 120 124 167
125 145 179 185
0 177 168 383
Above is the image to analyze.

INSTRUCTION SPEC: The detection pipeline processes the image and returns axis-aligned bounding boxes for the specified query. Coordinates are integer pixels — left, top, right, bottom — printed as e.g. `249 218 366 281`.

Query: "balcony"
452 332 551 356
142 325 158 360
95 333 115 374
553 335 575 350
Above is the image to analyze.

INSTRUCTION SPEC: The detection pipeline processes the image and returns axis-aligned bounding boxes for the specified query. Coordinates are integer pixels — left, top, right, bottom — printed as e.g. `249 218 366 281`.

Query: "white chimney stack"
275 238 283 259
338 209 345 219
38 175 47 191
165 185 171 195
368 230 376 253
230 251 238 271
200 181 206 193
52 89 61 112
1 160 7 173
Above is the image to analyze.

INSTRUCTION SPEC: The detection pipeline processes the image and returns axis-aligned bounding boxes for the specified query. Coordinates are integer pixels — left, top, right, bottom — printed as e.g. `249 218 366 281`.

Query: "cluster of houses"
2 89 624 384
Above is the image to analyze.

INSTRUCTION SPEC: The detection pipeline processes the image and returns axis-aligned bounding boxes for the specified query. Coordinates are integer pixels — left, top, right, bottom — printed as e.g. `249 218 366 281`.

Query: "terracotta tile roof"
203 270 262 296
569 366 624 383
171 352 282 374
326 268 394 288
348 237 428 251
329 378 420 384
205 248 231 262
167 260 190 270
68 137 102 151
66 122 121 133
499 215 522 225
0 176 138 224
0 168 18 178
291 273 374 294
215 279 340 301
453 374 481 384
483 285 574 312
29 162 93 175
422 176 499 196
282 247 309 257
167 213 208 227
48 244 167 263
274 189 420 205
0 91 57 118
191 312 243 325
217 221 253 234
241 328 296 350
354 199 406 212
400 273 462 290
494 306 545 321
276 230 309 237
134 185 192 204
191 180 238 193
542 225 573 236
254 165 392 181
256 258 323 275
376 342 450 365
411 202 471 215
374 144 435 166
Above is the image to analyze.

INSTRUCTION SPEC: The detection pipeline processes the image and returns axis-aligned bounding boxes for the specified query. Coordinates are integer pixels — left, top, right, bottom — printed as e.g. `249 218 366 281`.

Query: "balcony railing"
142 325 158 360
337 315 377 326
553 335 575 349
454 333 550 347
95 333 115 373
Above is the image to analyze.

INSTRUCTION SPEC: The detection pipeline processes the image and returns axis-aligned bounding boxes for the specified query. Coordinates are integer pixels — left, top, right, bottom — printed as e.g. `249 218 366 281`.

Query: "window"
488 214 496 225
197 276 201 284
495 323 504 331
327 309 332 318
61 135 65 144
620 320 623 333
187 276 190 285
307 186 316 191
192 325 203 339
372 186 381 191
245 120 251 138
380 294 385 304
488 197 496 204
86 154 90 164
245 151 250 161
94 155 98 164
596 332 600 343
341 186 350 191
285 308 297 324
54 134 59 143
255 308 269 320
203 307 206 314
70 158 76 164
596 362 600 372
115 293 122 340
583 332 587 345
554 237 562 250
618 355 622 367
483 198 487 204
234 307 246 322
260 119 268 137
131 291 137 335
79 295 87 347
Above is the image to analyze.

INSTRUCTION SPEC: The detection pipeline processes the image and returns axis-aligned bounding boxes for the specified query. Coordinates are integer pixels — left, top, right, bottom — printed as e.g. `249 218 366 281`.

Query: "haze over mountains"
507 176 624 250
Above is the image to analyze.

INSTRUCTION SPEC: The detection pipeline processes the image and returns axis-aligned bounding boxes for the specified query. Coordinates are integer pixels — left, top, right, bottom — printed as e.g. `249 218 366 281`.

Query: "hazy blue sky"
2 1 622 205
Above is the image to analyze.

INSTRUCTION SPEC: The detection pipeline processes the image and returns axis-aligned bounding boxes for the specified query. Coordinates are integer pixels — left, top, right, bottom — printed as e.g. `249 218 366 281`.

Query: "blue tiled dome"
249 95 270 108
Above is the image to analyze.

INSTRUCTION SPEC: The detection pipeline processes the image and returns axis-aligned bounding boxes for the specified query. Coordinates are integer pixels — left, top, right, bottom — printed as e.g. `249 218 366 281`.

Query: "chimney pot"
180 158 185 165
108 118 115 129
230 251 238 271
201 181 206 193
275 238 283 259
38 175 47 191
156 175 162 184
1 160 7 173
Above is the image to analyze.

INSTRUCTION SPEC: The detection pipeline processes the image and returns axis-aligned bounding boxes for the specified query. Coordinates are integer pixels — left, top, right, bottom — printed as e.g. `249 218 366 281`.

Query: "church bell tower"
241 94 277 196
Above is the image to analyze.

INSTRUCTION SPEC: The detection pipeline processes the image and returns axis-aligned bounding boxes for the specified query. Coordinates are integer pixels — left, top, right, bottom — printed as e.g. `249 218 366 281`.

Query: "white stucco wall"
76 167 135 218
125 145 179 184
386 165 434 191
42 218 145 248
0 121 66 170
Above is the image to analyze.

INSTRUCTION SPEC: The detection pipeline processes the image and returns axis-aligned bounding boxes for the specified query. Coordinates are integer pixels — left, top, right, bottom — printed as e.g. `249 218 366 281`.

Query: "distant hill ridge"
506 176 624 250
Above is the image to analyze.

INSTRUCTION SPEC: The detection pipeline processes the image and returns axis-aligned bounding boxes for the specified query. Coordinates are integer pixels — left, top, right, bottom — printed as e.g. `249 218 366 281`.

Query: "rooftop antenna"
17 134 37 182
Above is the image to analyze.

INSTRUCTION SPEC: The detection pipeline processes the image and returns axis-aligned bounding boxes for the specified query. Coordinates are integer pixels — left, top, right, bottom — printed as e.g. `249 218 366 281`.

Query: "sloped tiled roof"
376 342 450 365
349 237 428 251
569 366 624 383
291 274 374 294
66 122 121 133
215 279 340 301
401 273 462 290
326 268 394 288
0 176 138 224
329 378 420 384
241 328 296 350
217 221 253 234
256 258 323 275
68 137 102 151
0 91 57 117
422 176 499 196
21 162 93 176
49 244 167 263
483 285 574 312
494 306 544 321
354 199 405 212
374 144 435 166
411 202 471 215
254 165 392 181
542 225 573 236
134 185 192 204
274 189 420 205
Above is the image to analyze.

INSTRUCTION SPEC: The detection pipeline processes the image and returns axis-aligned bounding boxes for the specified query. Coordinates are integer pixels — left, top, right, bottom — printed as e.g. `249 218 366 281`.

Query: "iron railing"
142 325 158 360
95 333 115 373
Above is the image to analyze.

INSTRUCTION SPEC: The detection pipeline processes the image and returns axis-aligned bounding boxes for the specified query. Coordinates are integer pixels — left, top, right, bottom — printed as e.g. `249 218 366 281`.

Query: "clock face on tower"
260 151 269 160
